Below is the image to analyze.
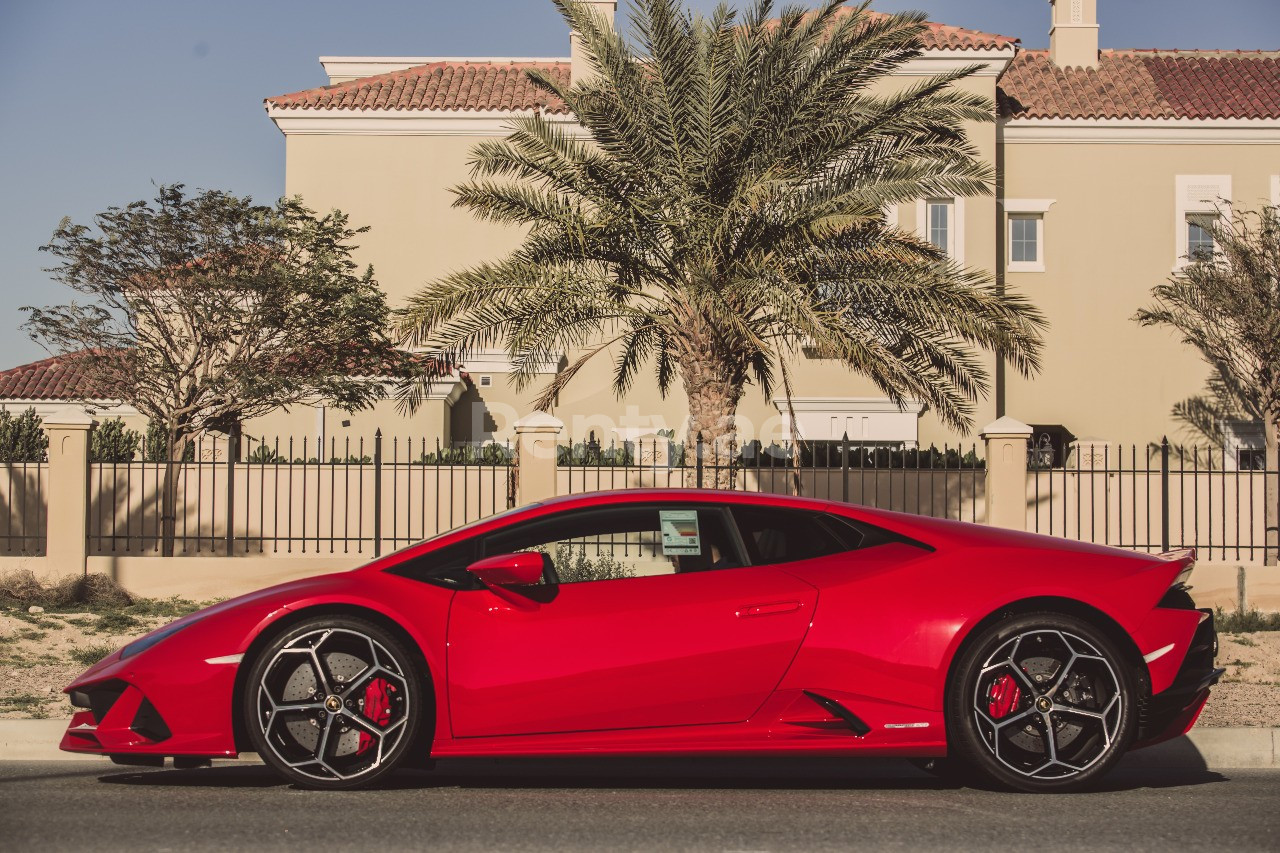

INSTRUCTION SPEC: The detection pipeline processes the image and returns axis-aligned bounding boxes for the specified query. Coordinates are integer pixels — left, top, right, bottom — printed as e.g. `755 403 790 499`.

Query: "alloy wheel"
971 629 1124 781
253 627 412 784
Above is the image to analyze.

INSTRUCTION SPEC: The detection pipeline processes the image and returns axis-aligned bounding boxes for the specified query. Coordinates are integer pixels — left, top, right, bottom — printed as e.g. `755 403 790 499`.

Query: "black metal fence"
88 433 514 557
0 461 46 555
559 433 986 523
1028 439 1278 562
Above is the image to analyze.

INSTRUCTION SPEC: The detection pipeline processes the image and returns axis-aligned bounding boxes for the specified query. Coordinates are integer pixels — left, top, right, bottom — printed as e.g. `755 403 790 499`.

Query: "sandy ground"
1198 631 1280 727
0 609 175 719
3 610 1279 727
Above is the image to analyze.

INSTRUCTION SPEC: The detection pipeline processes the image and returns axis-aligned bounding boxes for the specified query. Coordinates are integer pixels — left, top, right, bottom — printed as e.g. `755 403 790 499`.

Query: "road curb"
1 719 1276 768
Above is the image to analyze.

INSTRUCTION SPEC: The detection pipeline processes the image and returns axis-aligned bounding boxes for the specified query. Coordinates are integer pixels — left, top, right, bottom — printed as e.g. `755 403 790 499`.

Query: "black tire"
243 615 426 789
946 612 1138 793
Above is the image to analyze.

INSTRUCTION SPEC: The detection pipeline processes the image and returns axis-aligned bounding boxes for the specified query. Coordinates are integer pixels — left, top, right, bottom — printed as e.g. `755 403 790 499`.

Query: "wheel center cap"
1035 696 1053 713
324 695 342 713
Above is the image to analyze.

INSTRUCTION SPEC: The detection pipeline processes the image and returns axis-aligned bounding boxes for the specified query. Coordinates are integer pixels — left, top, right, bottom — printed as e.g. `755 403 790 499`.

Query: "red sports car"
60 489 1221 792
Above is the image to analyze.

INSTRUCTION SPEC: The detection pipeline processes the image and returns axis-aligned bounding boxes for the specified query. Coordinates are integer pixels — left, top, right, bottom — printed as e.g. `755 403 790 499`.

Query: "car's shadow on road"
98 756 1228 793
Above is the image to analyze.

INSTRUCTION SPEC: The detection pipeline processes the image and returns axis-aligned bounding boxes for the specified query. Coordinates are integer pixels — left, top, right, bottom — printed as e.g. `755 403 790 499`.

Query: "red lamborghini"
60 489 1221 792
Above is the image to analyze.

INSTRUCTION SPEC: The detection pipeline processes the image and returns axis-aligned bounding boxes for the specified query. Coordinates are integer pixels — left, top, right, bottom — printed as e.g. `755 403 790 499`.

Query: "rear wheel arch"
945 597 1149 711
231 604 436 756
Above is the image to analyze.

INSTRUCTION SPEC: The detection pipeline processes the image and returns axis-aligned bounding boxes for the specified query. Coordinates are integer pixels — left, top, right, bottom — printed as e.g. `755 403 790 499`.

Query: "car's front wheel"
243 615 425 789
947 612 1138 793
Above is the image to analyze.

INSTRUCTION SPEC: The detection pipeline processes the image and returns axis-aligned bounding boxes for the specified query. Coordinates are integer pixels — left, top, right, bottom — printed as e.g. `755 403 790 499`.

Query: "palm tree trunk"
681 356 742 491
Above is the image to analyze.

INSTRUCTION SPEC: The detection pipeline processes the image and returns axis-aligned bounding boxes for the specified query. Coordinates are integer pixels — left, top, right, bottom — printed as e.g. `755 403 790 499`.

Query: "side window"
731 506 858 565
388 538 479 588
482 505 742 584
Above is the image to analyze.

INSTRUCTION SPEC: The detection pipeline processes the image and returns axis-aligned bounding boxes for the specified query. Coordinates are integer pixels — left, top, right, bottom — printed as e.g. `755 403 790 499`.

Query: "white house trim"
266 107 579 137
1003 118 1280 145
0 399 137 419
1002 199 1055 274
1174 174 1232 269
462 349 564 376
894 47 1016 78
915 196 966 266
771 397 925 444
1001 199 1056 214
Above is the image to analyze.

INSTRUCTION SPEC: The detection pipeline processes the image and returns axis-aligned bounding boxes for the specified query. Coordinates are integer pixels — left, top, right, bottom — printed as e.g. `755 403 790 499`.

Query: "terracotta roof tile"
999 49 1280 120
266 13 1017 114
0 351 117 402
0 350 454 402
267 61 573 113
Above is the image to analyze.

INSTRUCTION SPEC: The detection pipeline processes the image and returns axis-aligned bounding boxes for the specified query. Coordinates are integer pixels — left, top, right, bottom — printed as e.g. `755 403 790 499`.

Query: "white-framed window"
1186 214 1216 261
916 197 965 264
927 199 951 253
1002 199 1054 273
1174 175 1231 269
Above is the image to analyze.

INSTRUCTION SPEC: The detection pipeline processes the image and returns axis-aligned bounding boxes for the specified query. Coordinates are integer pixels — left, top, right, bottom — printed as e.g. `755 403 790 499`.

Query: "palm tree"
396 0 1046 486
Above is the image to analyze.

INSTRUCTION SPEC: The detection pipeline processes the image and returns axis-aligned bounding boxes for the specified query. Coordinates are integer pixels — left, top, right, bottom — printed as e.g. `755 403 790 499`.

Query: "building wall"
1000 137 1280 445
279 73 1004 452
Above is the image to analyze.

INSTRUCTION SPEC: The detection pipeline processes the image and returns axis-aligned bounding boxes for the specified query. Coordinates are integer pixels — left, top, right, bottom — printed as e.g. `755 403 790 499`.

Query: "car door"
445 502 818 738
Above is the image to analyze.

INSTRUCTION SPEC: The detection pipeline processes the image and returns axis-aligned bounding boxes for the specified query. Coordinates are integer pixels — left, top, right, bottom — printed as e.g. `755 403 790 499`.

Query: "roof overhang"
1002 117 1280 144
268 46 1016 138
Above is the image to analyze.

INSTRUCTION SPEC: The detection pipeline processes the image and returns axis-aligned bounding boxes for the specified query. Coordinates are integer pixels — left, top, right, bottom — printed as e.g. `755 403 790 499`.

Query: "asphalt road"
2 758 1277 852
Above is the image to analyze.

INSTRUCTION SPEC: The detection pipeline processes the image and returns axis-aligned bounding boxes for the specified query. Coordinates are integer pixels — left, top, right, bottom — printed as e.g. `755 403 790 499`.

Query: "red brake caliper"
987 674 1022 719
356 678 394 755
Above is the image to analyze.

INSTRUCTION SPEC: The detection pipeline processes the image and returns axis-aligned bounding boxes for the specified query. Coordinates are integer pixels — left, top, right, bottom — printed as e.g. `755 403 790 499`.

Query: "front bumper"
1134 607 1225 748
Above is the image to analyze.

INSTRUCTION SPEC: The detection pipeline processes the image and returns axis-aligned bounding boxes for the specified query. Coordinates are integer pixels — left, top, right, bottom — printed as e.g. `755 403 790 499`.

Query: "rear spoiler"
1156 548 1197 588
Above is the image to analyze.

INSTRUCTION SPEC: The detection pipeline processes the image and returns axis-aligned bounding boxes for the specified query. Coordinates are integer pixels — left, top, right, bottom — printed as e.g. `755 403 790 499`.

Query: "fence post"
841 433 850 504
224 423 240 556
696 433 704 489
514 411 564 506
1160 436 1170 553
979 416 1033 530
43 410 96 575
373 430 382 557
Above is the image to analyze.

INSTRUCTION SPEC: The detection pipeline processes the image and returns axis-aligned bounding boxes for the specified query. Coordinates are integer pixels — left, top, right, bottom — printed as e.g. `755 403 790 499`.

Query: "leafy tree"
89 418 142 463
141 422 193 464
395 0 1045 486
0 408 49 463
27 184 403 554
1135 203 1280 563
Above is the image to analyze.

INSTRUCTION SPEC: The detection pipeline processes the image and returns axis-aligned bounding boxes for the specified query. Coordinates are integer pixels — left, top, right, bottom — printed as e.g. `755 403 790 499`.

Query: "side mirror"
465 552 545 587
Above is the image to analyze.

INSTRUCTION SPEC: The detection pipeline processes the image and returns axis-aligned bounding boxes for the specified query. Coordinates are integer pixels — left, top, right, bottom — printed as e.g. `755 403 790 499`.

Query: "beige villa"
6 0 1280 462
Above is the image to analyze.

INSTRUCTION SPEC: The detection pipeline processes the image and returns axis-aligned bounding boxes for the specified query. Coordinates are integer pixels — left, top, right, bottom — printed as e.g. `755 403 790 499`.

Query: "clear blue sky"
2 0 1276 369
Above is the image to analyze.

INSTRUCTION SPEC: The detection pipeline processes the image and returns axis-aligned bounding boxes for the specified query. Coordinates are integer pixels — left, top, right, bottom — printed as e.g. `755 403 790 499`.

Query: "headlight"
119 619 196 660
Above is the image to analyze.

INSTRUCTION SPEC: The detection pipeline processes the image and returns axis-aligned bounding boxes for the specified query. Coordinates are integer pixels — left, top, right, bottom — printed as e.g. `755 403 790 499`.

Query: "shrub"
549 543 634 584
141 422 194 463
69 642 118 667
1215 607 1280 633
90 418 142 462
0 570 134 610
0 408 48 462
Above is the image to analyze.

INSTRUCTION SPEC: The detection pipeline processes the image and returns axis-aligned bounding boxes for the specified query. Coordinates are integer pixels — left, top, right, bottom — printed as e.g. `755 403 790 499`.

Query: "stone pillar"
980 416 1033 531
44 410 96 575
514 411 564 507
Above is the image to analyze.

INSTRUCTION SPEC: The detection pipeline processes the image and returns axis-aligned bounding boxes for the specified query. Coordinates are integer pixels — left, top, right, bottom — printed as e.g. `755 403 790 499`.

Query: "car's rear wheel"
244 616 424 789
947 612 1138 793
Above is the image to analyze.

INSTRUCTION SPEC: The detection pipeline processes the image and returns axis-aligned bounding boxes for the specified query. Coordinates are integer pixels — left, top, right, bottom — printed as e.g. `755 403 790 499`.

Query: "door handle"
736 601 802 618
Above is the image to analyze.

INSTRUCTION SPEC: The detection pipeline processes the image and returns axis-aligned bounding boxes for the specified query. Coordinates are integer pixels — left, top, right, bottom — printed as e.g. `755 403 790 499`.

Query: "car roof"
536 489 842 512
